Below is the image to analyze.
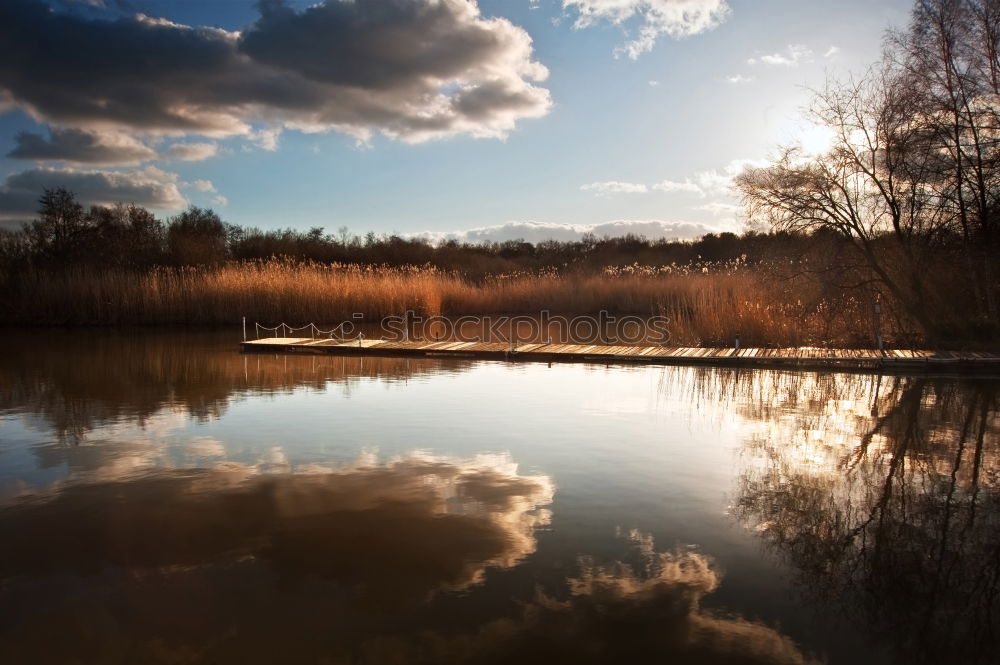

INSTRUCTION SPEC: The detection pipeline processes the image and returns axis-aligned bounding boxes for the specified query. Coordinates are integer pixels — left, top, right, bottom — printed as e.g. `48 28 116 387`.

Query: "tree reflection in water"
728 372 1000 664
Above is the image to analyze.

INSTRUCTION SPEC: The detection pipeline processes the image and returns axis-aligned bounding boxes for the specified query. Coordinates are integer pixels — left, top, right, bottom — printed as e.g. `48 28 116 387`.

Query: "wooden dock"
240 338 1000 374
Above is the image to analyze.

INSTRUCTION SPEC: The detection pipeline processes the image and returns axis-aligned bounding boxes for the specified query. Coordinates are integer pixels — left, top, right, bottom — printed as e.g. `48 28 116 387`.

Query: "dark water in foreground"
0 330 997 665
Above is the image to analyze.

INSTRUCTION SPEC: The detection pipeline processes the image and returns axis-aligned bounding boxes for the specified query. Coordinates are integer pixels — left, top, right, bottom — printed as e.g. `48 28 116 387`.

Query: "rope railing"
252 320 357 340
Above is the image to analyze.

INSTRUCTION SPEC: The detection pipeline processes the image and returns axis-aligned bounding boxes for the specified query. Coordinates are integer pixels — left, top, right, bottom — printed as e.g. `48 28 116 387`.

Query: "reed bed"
1 259 886 346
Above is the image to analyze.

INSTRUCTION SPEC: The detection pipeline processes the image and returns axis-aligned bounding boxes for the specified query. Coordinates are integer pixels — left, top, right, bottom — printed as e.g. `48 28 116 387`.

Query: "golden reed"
3 259 880 346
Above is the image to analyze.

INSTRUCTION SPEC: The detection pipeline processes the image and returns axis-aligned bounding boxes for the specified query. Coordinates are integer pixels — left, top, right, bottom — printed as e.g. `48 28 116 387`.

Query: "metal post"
242 316 246 341
874 301 883 352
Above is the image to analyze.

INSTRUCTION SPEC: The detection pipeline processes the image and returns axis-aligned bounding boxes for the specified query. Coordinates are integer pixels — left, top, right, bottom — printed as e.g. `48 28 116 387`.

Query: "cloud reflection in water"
0 451 818 664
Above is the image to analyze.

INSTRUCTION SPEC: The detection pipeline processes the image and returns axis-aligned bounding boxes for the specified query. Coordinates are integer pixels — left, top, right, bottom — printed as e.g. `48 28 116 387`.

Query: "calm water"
0 330 997 664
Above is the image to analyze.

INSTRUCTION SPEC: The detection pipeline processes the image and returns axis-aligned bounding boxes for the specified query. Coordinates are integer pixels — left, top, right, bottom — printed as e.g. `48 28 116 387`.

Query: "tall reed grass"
1 260 887 346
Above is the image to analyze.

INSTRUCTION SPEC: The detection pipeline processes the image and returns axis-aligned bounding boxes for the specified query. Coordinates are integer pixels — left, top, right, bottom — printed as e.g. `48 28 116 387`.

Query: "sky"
0 0 913 242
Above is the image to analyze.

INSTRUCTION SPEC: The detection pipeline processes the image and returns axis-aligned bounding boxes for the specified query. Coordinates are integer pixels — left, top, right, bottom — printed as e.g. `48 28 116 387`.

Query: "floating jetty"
241 337 1000 374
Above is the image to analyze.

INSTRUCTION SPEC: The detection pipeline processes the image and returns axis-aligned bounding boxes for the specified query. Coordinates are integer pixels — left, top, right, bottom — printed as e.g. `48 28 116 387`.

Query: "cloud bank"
417 219 715 244
0 0 552 144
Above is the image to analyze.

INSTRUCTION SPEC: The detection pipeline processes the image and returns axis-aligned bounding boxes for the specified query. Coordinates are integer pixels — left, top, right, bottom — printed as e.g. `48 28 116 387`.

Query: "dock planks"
240 338 1000 374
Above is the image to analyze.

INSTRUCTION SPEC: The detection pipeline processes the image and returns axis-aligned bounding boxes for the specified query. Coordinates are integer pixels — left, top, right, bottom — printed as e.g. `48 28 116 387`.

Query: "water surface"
1 330 997 664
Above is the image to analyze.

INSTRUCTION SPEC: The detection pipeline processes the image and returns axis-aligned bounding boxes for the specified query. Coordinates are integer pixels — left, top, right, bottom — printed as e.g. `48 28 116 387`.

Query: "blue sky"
0 0 912 241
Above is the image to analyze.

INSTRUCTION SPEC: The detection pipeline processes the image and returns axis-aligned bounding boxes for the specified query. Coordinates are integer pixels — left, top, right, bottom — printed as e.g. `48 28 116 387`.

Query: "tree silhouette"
25 187 88 263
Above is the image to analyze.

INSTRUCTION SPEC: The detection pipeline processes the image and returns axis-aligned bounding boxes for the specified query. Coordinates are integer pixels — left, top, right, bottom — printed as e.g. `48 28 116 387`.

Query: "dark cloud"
0 0 551 143
242 0 516 90
7 127 157 164
0 166 186 221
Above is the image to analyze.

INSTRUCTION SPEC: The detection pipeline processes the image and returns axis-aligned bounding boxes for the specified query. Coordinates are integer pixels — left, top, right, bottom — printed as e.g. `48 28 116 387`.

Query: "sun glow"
776 114 836 156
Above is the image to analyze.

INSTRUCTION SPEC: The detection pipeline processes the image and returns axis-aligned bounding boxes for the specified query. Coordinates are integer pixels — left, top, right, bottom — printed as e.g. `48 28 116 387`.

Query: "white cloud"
166 141 218 162
180 179 227 207
824 45 839 58
580 180 649 194
653 179 704 194
648 80 660 86
585 159 772 200
725 74 753 84
564 0 731 59
186 179 216 193
416 219 715 244
0 165 187 222
751 44 813 67
249 127 281 151
649 158 772 197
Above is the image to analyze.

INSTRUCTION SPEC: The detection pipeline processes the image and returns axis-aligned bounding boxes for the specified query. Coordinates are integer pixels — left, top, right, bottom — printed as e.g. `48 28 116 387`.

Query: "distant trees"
20 188 168 267
1 188 825 277
737 0 1000 342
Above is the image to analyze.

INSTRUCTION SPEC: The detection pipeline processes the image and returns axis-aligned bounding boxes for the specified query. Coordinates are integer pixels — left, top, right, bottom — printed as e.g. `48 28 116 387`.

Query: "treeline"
0 187 823 276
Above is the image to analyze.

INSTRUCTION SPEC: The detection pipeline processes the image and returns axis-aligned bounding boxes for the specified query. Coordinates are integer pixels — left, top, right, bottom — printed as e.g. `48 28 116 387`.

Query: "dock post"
874 302 883 352
242 316 246 341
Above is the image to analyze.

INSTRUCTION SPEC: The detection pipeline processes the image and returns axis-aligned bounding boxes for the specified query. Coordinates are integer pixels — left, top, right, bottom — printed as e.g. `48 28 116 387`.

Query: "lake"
0 329 997 664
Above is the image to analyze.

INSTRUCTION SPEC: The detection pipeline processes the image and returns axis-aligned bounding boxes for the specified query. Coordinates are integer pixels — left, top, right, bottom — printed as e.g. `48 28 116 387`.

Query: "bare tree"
737 0 1000 343
737 66 946 339
25 187 88 263
890 0 1000 321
